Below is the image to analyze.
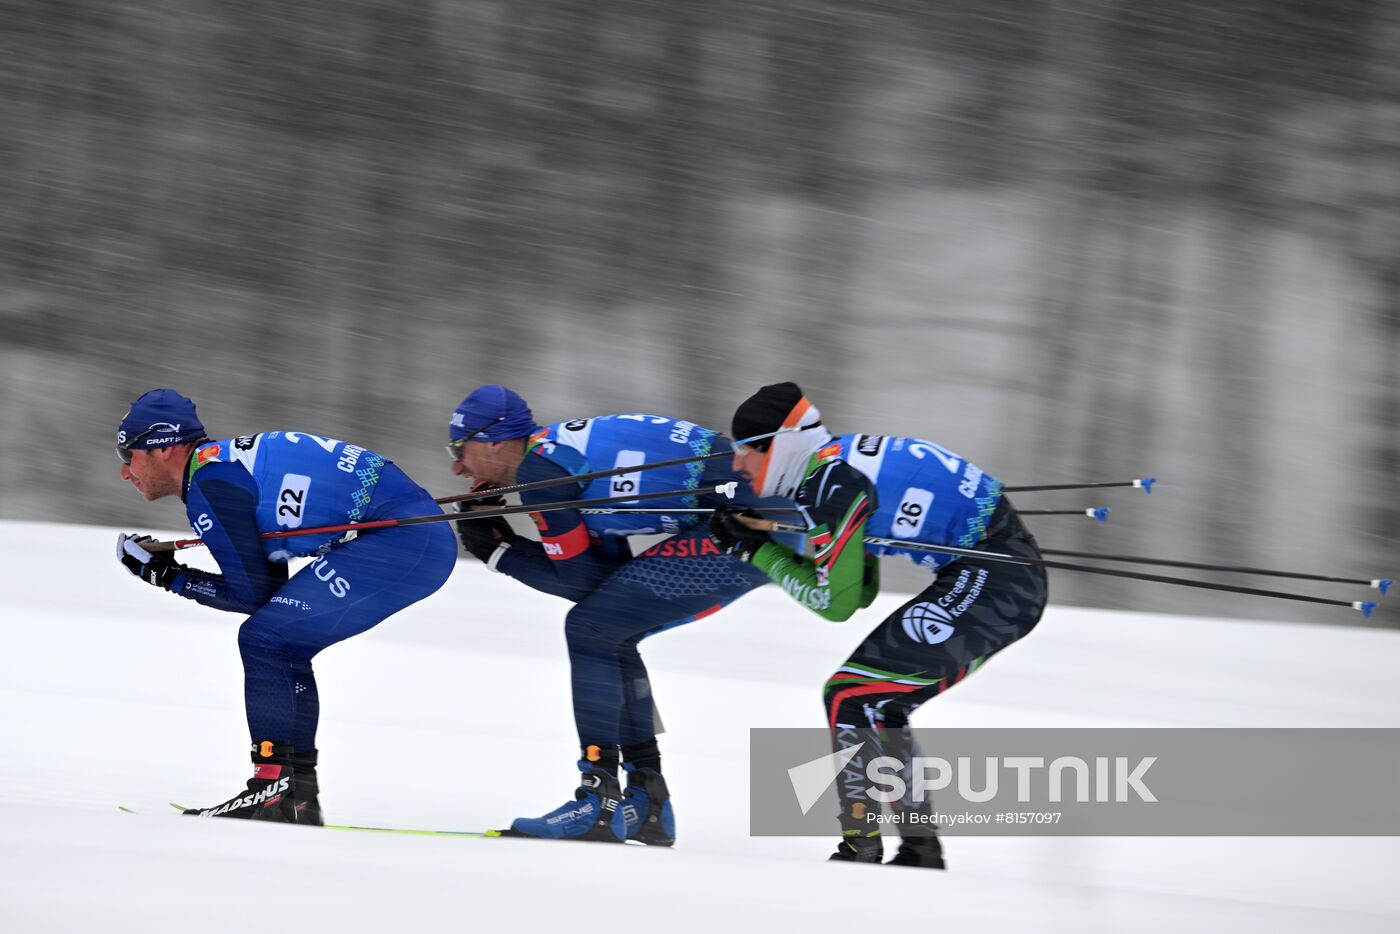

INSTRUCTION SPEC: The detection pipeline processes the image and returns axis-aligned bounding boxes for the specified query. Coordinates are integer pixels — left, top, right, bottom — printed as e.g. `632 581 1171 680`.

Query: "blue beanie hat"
117 389 207 450
449 385 538 442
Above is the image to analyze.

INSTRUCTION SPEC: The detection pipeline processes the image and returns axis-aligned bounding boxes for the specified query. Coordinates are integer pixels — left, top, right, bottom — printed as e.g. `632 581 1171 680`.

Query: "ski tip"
1133 477 1156 494
1090 507 1110 523
1354 601 1377 619
1374 579 1393 597
117 805 137 814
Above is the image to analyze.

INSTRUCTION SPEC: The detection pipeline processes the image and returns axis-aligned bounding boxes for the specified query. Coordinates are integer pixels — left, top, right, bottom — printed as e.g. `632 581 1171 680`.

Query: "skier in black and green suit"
710 382 1048 869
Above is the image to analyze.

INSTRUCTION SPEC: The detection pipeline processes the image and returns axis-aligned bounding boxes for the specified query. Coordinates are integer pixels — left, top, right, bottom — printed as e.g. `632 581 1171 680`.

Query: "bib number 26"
892 487 933 539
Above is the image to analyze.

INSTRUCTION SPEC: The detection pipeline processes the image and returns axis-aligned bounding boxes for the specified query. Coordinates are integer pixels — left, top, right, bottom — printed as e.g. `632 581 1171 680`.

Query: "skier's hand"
116 533 181 590
454 502 517 563
708 507 771 561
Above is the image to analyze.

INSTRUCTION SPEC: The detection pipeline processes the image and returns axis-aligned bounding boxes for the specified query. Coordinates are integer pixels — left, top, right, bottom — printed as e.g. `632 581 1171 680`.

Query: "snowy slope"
2 520 1398 933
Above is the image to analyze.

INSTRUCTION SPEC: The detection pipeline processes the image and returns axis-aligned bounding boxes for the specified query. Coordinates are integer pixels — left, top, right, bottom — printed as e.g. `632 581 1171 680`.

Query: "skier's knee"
564 604 622 650
237 618 292 659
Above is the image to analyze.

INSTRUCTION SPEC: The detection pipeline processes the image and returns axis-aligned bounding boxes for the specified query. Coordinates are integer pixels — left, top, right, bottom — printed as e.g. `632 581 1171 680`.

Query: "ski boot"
828 833 884 863
507 761 627 842
886 833 946 869
886 798 945 868
289 748 323 826
621 764 675 846
183 741 298 822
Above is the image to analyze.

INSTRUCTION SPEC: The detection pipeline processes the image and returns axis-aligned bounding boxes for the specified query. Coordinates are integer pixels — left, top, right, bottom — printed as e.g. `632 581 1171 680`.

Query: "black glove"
454 500 518 563
708 507 771 561
116 533 182 590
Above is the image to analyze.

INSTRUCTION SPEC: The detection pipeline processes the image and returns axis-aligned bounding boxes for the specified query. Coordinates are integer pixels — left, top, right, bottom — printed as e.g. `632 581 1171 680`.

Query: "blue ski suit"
171 432 457 749
482 415 783 747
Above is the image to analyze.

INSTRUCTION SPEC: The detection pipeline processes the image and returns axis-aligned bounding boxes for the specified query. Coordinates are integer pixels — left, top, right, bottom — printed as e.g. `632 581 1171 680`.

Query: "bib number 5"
610 450 645 499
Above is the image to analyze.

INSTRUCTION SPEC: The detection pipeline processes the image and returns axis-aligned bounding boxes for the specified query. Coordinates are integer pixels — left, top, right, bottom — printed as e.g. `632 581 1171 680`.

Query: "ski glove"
708 507 772 562
116 533 182 590
454 501 517 563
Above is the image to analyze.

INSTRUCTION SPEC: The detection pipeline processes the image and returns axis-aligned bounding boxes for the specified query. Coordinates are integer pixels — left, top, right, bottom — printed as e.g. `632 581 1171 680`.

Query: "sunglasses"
444 414 506 461
735 420 822 455
115 428 157 465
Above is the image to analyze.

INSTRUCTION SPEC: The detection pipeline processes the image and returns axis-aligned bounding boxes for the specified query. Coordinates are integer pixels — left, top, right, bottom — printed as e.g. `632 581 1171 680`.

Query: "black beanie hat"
732 382 806 450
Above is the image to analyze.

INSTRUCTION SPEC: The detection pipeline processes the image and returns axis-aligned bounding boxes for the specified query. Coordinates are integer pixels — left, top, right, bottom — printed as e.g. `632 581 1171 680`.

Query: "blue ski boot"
507 762 627 842
621 764 675 846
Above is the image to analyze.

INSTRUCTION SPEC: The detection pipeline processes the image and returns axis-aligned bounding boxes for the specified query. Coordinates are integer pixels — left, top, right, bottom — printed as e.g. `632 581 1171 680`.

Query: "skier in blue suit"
445 385 788 845
115 389 457 824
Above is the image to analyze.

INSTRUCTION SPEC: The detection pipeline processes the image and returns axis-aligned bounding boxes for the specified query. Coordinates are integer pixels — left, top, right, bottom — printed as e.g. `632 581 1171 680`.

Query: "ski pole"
146 483 743 554
1038 549 1392 595
764 523 1378 617
588 506 1108 522
434 426 797 507
1004 477 1155 494
1019 507 1111 523
578 507 803 515
593 506 1105 520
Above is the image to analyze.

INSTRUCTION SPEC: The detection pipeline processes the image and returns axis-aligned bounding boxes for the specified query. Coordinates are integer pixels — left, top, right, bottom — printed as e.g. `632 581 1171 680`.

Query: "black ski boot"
183 741 298 822
887 795 946 868
830 785 884 863
829 834 884 863
887 833 946 869
289 749 322 826
621 764 675 846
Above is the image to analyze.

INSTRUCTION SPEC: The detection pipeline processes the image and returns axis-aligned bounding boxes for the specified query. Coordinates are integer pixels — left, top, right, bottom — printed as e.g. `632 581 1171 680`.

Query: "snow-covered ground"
2 520 1397 933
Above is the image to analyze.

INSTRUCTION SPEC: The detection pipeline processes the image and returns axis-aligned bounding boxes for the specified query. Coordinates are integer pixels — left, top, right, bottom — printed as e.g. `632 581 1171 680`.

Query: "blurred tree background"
1 0 1396 624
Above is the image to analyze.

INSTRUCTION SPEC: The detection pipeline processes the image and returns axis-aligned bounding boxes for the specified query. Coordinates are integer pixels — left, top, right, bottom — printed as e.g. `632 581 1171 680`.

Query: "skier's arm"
175 463 288 613
489 454 606 601
746 462 875 622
